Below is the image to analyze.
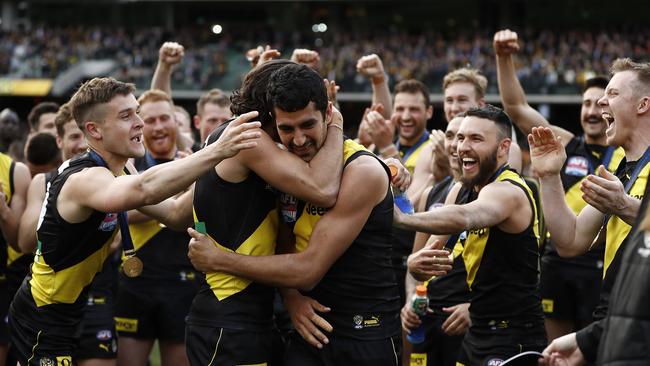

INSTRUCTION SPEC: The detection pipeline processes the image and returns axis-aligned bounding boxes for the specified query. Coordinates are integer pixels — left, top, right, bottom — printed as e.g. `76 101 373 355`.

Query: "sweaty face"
598 71 640 148
140 100 177 159
456 116 503 188
392 92 431 145
58 120 87 160
37 113 57 136
275 102 328 162
444 82 481 122
98 94 145 159
197 103 232 142
580 87 607 140
445 117 463 174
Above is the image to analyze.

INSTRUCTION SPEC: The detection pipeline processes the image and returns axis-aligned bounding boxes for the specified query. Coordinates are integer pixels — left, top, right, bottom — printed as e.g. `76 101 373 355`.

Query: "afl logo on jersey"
565 156 589 177
98 213 118 232
280 193 298 223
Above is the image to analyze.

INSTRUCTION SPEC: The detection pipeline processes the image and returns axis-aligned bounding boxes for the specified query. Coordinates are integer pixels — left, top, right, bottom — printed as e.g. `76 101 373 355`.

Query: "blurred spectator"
24 132 62 176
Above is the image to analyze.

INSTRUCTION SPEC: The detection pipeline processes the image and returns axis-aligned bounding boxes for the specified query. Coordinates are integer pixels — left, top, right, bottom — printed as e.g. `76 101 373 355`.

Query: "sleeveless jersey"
462 168 543 325
188 122 279 331
281 139 400 340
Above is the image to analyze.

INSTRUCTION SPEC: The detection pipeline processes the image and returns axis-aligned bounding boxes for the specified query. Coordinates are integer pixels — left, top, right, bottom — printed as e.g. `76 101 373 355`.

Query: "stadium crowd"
0 26 649 366
2 26 650 92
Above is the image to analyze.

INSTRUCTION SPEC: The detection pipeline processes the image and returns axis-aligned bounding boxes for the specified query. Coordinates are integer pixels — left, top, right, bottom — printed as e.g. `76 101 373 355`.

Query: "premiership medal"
123 249 143 277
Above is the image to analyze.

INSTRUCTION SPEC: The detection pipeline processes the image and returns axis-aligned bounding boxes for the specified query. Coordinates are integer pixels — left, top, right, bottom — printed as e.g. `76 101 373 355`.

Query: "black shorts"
539 259 601 328
284 331 401 366
76 294 117 360
456 325 546 366
8 287 79 366
185 324 273 366
409 313 463 366
114 279 198 341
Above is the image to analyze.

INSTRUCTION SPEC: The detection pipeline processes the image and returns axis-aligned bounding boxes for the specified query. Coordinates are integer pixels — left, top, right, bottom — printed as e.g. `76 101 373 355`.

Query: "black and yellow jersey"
392 133 432 294
595 156 649 319
545 137 625 268
281 139 400 340
125 152 198 284
13 153 118 322
462 168 543 325
188 122 279 331
424 179 471 309
0 152 15 283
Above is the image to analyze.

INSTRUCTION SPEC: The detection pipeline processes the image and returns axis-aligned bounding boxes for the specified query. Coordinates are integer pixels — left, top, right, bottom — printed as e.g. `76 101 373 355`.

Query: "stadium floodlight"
312 24 319 33
318 23 327 32
212 24 223 34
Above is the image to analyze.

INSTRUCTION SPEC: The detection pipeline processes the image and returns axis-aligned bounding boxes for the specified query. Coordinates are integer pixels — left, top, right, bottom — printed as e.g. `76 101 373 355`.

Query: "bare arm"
188 156 388 290
151 42 184 96
394 181 526 235
17 172 44 253
529 126 604 256
0 162 30 251
239 107 344 207
407 143 434 206
135 188 194 231
357 54 392 119
60 112 261 216
494 30 573 143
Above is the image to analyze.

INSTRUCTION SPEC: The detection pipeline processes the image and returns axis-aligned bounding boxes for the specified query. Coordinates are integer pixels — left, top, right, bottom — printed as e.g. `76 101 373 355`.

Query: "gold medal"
123 250 143 277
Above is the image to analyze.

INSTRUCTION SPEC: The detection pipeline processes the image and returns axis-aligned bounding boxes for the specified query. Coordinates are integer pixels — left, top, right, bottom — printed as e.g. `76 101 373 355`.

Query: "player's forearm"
395 206 467 235
151 62 172 95
496 55 549 135
371 74 392 119
137 144 225 206
298 126 344 207
216 250 319 291
539 175 584 255
137 193 193 231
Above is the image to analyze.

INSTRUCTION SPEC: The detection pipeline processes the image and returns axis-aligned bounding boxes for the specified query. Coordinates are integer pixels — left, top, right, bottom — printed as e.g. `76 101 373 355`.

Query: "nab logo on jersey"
280 193 298 223
98 213 118 232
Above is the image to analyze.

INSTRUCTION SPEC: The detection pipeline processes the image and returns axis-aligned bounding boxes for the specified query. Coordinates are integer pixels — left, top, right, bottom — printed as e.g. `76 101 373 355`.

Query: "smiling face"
140 100 177 159
598 70 641 149
456 116 509 188
392 92 432 145
580 86 607 141
93 94 145 159
445 117 463 175
443 81 483 122
275 102 330 162
57 120 87 160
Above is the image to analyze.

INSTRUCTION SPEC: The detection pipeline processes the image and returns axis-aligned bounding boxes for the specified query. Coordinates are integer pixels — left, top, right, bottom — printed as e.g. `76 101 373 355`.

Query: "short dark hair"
583 76 608 93
27 101 59 131
463 104 512 140
266 63 328 118
69 77 135 132
0 108 22 153
231 59 294 129
25 132 61 166
394 79 431 108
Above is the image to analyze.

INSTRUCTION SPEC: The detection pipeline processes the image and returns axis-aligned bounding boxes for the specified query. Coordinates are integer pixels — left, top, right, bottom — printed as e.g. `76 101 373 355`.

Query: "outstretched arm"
62 112 262 215
494 29 573 144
